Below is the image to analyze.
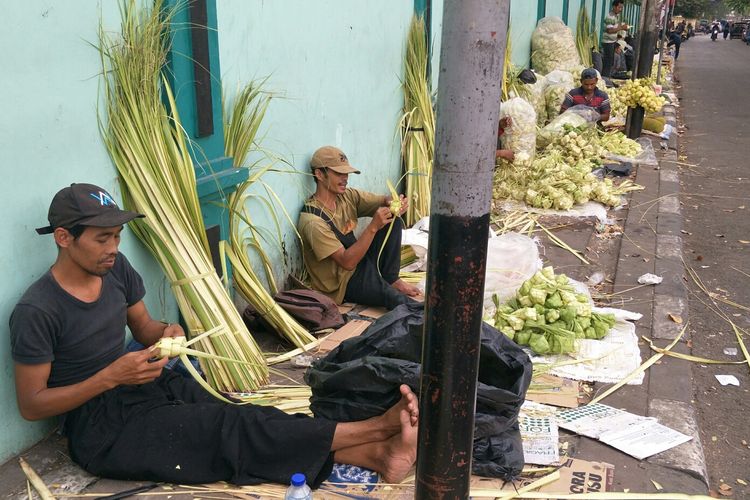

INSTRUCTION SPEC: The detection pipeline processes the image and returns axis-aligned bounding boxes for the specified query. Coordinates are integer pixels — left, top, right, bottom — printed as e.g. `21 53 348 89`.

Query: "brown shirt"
298 188 383 304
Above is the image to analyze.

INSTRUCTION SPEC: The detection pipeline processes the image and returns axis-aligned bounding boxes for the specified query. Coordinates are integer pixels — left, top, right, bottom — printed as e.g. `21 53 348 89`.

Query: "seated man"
11 183 419 488
611 40 629 79
560 68 611 123
298 146 421 310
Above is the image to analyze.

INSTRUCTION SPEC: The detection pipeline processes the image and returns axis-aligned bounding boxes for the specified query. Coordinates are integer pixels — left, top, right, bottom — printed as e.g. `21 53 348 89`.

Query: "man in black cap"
10 183 419 487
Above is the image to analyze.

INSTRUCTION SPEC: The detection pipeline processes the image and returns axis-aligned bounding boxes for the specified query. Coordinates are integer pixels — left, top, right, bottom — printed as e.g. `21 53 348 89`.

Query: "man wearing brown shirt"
298 146 420 309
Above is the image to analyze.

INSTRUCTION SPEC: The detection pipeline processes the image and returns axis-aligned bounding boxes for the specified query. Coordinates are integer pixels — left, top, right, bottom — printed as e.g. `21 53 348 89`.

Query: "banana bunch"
617 78 666 114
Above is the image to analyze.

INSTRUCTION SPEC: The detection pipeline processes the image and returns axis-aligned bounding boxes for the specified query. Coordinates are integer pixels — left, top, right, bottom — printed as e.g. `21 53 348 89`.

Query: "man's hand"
398 194 409 216
496 149 515 162
370 207 394 231
499 117 513 129
104 349 169 387
162 323 185 339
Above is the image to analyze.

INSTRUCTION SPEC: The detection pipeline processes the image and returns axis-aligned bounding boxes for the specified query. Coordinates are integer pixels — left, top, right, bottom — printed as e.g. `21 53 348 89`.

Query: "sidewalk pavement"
0 105 709 498
564 103 709 494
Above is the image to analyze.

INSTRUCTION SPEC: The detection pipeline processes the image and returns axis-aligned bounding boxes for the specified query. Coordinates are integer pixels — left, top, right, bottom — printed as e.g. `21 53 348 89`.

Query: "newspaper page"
519 416 560 465
557 404 693 460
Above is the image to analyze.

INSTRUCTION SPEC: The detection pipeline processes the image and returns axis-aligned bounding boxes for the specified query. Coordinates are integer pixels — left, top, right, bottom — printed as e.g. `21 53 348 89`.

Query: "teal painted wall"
501 0 640 71
510 1 539 68
0 2 180 464
216 0 414 284
546 0 566 20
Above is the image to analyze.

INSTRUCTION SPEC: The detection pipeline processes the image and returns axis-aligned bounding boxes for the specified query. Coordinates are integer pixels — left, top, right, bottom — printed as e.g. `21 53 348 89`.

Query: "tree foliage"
674 0 709 18
725 0 750 15
671 0 750 18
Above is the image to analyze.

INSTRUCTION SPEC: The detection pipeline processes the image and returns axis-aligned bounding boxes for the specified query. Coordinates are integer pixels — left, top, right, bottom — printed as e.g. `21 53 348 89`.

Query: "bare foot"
381 409 418 484
392 279 421 297
380 385 419 434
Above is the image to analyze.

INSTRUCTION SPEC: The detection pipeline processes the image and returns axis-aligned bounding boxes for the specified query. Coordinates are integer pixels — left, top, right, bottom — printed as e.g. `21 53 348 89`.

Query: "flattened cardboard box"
317 319 372 353
470 458 614 497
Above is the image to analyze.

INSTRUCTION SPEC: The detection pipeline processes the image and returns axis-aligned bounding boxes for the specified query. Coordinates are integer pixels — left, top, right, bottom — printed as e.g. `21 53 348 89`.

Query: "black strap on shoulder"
302 204 356 248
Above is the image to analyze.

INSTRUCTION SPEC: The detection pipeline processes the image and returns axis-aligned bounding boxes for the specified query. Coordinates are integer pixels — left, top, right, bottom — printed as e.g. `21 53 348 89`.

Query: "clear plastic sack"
543 70 575 121
537 105 600 148
525 73 548 126
483 233 543 308
531 17 582 75
605 137 658 166
500 97 537 163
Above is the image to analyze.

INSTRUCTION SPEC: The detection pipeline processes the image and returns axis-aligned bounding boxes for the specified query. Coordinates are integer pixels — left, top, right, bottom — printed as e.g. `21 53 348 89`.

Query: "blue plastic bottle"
284 472 313 500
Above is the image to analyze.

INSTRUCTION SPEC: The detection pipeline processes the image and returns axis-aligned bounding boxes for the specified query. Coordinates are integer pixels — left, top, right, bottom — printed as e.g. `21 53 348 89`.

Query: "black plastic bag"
305 302 532 480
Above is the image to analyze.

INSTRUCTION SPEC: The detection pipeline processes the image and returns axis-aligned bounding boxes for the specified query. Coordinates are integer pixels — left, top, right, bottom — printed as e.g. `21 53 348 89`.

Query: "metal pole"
656 0 675 84
415 1 509 499
626 0 665 139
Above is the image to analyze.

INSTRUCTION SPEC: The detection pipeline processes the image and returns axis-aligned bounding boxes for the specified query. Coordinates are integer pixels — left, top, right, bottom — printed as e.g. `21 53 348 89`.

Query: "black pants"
344 218 413 310
602 42 616 77
64 371 336 487
672 42 681 59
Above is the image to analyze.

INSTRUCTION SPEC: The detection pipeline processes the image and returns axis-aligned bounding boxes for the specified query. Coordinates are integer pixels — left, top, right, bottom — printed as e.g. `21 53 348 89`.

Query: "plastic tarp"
499 200 609 224
605 137 658 166
305 302 533 480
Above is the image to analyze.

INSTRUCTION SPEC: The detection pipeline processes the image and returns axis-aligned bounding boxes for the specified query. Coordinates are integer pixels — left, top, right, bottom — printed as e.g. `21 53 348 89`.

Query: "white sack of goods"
525 73 548 127
500 97 537 164
543 69 575 122
531 17 582 75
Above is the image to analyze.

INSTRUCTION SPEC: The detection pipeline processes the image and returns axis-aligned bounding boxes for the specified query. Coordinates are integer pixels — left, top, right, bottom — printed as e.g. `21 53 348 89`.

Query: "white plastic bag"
500 97 537 163
526 73 548 126
605 138 658 166
543 70 575 121
483 233 542 308
538 105 600 148
531 17 582 75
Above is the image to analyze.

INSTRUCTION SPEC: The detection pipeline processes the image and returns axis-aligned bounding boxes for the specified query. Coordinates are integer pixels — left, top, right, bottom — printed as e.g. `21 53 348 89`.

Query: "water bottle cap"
291 472 306 487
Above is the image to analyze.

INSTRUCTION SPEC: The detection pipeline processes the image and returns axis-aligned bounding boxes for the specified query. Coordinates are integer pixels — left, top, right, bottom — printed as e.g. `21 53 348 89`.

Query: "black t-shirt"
10 253 146 388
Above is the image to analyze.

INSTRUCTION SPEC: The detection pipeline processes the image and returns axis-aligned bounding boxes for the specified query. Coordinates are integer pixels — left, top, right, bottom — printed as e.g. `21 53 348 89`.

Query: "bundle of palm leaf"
576 6 597 68
99 0 268 392
223 81 316 349
401 15 435 227
224 80 271 168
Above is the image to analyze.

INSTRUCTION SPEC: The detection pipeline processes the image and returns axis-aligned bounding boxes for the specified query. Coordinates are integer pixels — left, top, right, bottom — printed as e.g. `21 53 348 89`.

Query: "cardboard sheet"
317 319 372 354
525 374 580 408
470 458 614 497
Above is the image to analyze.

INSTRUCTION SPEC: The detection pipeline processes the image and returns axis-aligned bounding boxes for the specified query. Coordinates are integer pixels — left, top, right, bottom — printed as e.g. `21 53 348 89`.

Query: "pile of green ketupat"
490 266 616 355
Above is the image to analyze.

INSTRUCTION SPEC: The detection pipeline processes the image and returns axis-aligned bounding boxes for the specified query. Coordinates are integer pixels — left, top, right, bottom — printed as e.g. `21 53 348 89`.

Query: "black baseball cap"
35 183 144 235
